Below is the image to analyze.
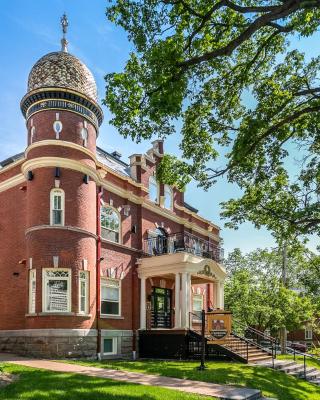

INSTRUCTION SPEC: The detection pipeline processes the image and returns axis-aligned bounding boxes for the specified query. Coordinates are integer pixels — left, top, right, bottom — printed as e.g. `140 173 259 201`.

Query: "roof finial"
60 13 69 52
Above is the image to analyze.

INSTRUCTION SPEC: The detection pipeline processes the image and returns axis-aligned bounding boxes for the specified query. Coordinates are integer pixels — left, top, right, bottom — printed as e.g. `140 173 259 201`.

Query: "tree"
105 0 320 238
224 248 315 334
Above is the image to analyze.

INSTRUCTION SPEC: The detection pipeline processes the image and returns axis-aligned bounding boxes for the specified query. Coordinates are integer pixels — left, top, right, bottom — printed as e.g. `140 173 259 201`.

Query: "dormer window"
50 188 65 226
164 185 173 210
148 176 158 203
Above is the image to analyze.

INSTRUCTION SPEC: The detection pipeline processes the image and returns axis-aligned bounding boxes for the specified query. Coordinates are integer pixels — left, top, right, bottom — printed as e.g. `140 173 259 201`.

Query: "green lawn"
0 363 210 400
62 359 320 400
278 354 320 370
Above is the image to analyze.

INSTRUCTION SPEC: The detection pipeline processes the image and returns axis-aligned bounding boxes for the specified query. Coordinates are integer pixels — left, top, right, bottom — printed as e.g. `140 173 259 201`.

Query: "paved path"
0 353 262 400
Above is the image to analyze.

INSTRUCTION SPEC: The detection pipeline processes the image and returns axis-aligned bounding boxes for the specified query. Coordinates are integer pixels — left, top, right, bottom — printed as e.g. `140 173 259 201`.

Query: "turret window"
43 269 71 313
101 206 120 243
81 127 88 147
53 121 63 139
50 188 65 226
29 269 36 314
148 176 158 203
79 271 89 314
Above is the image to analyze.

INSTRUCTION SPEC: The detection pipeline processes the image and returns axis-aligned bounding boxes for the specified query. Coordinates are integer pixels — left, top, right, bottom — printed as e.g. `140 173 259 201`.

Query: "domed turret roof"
27 51 98 102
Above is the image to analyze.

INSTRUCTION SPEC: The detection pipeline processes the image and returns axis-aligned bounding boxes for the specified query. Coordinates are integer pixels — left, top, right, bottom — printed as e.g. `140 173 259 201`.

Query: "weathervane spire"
60 13 69 52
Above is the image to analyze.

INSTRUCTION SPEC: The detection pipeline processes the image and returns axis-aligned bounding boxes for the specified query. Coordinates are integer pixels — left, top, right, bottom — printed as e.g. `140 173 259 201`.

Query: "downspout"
96 187 102 359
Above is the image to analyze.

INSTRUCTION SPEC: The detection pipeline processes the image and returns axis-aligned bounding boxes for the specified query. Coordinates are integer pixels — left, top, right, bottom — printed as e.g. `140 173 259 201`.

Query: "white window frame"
148 176 159 203
305 327 313 340
100 206 121 244
81 127 88 147
79 271 89 314
29 269 36 314
103 337 118 355
164 185 173 210
42 268 71 313
50 188 65 226
101 278 121 317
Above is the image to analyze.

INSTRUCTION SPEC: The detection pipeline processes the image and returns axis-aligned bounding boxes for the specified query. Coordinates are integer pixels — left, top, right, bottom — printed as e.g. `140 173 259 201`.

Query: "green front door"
151 287 172 328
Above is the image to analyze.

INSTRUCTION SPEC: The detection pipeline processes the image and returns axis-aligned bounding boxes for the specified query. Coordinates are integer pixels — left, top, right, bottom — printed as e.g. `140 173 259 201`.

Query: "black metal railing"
143 231 223 262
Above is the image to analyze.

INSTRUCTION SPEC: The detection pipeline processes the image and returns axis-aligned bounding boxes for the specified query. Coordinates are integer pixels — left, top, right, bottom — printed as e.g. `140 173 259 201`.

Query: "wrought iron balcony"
143 231 223 263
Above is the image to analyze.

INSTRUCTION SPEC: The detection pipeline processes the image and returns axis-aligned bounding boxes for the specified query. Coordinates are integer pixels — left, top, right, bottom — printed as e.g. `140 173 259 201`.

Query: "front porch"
137 252 227 331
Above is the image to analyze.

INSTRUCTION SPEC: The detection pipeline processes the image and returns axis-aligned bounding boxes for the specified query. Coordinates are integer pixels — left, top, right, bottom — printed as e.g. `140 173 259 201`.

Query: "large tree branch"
177 0 305 69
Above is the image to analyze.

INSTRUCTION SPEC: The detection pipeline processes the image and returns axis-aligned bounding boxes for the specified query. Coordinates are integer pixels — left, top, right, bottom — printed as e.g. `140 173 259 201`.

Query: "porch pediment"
137 252 226 281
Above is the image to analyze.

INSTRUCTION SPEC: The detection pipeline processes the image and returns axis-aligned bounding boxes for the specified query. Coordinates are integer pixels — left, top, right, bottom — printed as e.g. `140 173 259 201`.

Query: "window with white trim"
103 337 117 355
305 327 313 340
29 269 36 314
148 176 158 203
193 294 204 312
101 278 121 316
43 269 71 313
79 271 89 314
164 185 173 210
101 206 120 243
50 189 65 226
81 127 88 147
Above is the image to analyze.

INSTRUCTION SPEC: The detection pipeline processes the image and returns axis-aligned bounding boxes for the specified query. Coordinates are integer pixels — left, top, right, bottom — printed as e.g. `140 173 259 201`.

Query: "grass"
278 354 320 370
63 358 320 400
0 363 211 400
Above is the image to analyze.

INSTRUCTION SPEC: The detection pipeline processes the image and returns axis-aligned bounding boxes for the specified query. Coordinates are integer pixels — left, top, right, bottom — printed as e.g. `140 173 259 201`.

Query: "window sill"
38 312 74 316
100 315 124 320
76 313 92 318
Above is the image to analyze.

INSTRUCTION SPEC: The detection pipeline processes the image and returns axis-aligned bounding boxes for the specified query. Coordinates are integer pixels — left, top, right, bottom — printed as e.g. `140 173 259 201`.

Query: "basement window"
103 337 117 355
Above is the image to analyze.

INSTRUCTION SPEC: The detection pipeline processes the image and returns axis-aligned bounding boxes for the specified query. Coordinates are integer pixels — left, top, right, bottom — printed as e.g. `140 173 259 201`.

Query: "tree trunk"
280 242 288 355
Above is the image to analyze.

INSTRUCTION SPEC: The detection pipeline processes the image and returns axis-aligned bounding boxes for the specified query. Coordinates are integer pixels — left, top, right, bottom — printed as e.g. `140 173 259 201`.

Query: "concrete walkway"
0 353 263 400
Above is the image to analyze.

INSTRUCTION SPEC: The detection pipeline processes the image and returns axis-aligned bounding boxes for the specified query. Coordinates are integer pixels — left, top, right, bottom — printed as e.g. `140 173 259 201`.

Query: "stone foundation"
0 329 134 359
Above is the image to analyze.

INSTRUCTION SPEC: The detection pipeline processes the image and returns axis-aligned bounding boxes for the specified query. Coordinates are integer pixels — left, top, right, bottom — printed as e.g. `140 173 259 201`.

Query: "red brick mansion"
0 21 226 359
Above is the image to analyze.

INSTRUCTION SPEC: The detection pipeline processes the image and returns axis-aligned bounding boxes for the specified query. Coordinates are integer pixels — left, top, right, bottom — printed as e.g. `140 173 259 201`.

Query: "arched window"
164 185 173 210
101 206 121 243
148 176 158 203
50 188 65 226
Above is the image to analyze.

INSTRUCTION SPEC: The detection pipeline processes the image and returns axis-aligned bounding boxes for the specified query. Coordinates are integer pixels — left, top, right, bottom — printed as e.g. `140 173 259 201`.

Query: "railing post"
294 348 296 361
246 342 249 363
198 310 206 371
304 355 306 380
272 342 275 369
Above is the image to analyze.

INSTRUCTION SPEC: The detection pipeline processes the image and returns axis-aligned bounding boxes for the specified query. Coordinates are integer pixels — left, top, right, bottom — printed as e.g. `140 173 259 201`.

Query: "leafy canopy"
224 247 315 332
105 0 320 237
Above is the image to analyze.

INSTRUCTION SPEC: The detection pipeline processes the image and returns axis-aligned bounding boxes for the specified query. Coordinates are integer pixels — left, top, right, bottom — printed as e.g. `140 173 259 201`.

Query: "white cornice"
25 225 97 239
0 173 25 193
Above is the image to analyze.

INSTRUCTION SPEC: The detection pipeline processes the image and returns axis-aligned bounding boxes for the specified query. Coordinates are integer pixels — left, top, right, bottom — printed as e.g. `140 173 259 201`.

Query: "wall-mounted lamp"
27 171 34 181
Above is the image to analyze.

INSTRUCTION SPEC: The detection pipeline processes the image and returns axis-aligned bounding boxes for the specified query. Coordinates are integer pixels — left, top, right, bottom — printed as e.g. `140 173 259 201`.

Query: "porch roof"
137 252 227 282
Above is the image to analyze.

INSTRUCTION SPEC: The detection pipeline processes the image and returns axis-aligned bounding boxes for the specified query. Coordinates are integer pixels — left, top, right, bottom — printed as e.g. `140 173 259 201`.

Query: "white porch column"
174 273 181 328
215 281 221 309
220 281 225 310
140 277 146 329
181 272 191 328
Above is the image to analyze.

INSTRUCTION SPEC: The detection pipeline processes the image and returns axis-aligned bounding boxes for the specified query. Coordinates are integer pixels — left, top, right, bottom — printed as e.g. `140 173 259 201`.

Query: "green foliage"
64 359 320 400
224 248 315 333
104 0 320 238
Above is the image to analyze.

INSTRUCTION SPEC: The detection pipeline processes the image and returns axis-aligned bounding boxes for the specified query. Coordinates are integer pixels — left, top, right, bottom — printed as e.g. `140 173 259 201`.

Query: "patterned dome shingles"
27 52 98 102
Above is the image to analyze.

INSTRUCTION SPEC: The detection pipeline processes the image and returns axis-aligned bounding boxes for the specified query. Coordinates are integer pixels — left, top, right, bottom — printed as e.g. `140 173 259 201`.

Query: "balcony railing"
143 231 223 262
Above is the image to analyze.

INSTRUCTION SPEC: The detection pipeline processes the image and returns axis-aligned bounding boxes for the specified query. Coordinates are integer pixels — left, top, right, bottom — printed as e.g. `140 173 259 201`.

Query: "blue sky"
0 0 318 254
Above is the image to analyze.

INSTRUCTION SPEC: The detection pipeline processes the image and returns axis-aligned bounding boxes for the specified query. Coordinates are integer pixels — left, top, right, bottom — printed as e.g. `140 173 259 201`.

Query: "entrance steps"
211 334 273 364
257 359 320 386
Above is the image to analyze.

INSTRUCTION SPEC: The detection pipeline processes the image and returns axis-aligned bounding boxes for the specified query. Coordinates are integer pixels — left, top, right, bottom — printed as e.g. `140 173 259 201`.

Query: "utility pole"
280 241 288 355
